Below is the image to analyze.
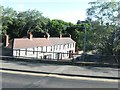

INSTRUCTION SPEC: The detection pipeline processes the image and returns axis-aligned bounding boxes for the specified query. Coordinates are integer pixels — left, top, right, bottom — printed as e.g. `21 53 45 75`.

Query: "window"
62 53 65 57
37 46 38 51
33 48 35 54
63 44 65 49
56 45 57 50
16 50 18 56
39 47 42 53
51 46 52 51
57 45 59 50
46 46 47 52
54 45 55 50
68 44 70 48
70 44 71 48
41 47 43 52
67 51 69 56
67 44 69 48
25 49 27 55
59 45 61 50
19 49 20 56
73 43 74 47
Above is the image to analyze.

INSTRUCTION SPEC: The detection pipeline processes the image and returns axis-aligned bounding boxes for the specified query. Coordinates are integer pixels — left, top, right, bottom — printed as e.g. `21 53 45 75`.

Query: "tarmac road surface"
1 71 119 88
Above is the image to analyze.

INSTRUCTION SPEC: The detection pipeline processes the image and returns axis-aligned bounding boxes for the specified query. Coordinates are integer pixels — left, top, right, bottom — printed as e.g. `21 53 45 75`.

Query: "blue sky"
1 0 92 24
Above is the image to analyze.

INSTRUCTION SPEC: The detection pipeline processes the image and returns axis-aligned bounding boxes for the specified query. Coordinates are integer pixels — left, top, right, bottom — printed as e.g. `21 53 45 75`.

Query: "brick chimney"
59 34 62 39
44 35 46 38
46 32 50 40
28 32 33 40
69 34 71 38
5 34 9 47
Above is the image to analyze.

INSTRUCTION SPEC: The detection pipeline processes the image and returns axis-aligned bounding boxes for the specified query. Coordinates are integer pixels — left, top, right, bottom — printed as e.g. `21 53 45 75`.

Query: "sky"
1 0 92 24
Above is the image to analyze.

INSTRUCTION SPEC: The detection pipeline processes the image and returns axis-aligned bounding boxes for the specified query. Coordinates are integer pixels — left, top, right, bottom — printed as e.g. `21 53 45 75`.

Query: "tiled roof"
13 37 75 49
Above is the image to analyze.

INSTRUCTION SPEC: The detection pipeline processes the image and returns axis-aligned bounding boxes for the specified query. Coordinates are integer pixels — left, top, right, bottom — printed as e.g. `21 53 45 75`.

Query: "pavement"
1 60 119 79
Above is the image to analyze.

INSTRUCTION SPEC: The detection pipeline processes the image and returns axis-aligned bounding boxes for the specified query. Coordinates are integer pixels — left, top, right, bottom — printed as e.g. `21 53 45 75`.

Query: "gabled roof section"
13 37 76 49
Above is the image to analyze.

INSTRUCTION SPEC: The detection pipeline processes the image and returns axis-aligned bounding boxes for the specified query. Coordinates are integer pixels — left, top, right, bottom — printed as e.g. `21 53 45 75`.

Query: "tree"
3 9 50 38
86 0 120 57
48 19 71 37
1 6 17 36
87 0 119 25
75 19 93 51
0 6 3 36
16 9 50 37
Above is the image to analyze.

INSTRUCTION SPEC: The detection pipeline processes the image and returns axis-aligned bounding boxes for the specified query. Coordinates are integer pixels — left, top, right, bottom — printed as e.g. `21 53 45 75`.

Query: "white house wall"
13 49 19 57
13 42 76 60
19 49 25 56
13 50 16 56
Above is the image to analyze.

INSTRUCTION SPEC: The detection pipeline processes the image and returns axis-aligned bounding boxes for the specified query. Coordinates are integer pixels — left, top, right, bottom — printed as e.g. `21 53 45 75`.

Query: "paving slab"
1 60 119 78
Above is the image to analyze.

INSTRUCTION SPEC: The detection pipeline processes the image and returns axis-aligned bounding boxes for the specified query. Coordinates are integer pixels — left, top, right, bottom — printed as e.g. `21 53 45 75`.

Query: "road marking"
0 70 119 83
1 70 47 77
48 74 119 83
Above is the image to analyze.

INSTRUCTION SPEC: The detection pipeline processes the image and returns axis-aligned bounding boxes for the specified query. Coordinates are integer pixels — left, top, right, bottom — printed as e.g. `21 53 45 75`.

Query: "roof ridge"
14 37 71 38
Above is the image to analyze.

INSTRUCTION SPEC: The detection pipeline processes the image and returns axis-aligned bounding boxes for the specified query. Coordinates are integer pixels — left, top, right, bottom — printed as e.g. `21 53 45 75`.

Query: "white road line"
48 74 119 82
1 70 47 77
0 70 119 83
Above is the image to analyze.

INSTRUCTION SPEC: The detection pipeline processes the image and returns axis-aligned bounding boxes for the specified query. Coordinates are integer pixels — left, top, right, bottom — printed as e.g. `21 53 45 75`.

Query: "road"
1 71 119 88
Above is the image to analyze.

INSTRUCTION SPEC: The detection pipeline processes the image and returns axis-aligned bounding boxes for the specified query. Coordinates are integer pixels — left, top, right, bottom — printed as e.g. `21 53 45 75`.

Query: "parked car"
73 54 101 62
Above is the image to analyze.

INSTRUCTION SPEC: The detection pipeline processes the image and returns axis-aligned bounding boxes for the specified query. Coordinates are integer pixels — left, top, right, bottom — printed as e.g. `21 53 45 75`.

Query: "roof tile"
13 37 75 49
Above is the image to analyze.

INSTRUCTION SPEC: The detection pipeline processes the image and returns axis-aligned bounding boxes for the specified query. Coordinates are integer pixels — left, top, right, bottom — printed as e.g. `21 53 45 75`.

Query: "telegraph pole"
83 25 86 61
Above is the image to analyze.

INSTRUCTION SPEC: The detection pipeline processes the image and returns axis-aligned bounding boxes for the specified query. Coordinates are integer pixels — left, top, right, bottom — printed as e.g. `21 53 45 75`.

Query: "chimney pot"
44 35 45 38
69 34 71 38
28 32 33 40
46 32 50 40
5 34 9 47
59 34 62 39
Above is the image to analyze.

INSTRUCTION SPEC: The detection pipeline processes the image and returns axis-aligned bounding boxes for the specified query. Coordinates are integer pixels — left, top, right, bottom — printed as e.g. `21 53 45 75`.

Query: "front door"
69 50 73 58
